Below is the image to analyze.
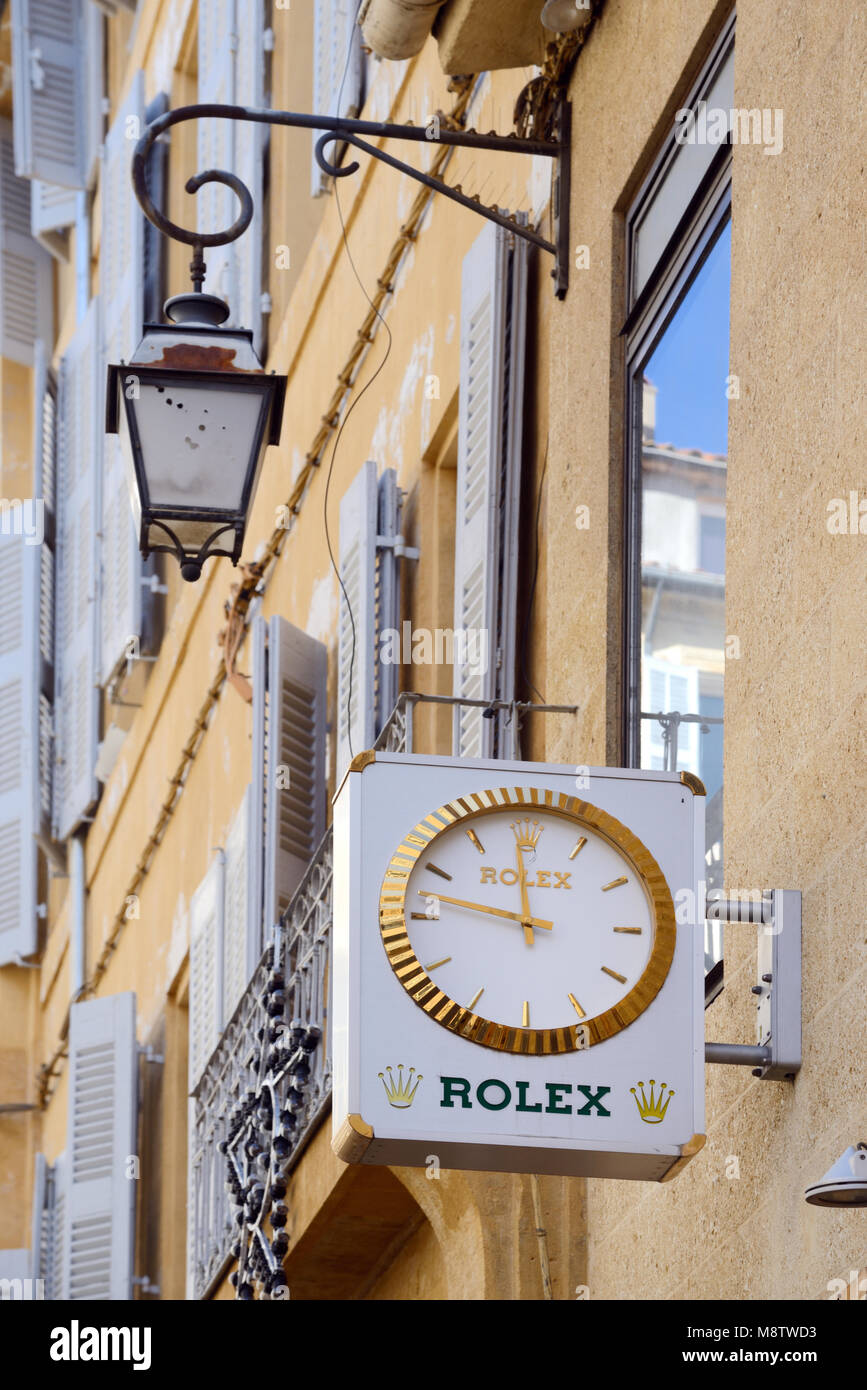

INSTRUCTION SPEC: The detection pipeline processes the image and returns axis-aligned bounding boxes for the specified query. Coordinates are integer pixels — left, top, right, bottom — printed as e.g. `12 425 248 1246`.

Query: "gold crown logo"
511 818 542 850
630 1079 674 1124
378 1064 423 1109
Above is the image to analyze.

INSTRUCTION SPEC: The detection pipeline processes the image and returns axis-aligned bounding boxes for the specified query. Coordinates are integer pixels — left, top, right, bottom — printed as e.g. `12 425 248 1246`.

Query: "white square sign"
332 754 705 1181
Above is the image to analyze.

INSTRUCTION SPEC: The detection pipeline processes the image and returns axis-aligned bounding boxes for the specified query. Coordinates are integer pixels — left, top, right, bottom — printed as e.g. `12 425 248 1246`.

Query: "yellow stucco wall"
542 0 867 1298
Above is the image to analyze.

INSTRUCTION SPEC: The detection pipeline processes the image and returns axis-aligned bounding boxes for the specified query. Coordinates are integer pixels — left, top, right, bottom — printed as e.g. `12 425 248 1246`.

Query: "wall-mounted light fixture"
106 292 285 582
805 1144 867 1207
108 97 571 580
541 0 594 33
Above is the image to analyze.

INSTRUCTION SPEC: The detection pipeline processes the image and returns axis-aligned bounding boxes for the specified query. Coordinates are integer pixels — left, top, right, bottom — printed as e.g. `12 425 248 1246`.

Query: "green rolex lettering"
440 1076 472 1108
515 1081 543 1112
574 1085 611 1116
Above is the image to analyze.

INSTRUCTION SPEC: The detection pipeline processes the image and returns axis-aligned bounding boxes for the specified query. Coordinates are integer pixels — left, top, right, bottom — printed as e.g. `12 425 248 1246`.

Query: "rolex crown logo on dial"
379 787 675 1054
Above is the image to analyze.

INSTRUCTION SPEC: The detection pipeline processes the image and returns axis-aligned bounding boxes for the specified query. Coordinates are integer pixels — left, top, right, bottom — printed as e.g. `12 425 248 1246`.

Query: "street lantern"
112 94 572 582
106 292 286 582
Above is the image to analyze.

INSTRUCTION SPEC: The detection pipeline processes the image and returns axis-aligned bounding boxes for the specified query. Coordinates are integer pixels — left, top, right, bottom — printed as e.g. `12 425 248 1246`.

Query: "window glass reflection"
639 221 730 892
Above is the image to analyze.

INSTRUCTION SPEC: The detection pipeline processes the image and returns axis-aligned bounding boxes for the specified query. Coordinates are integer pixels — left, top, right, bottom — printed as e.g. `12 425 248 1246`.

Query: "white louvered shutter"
263 616 327 926
0 122 53 365
10 0 87 188
49 1150 68 1299
495 231 528 757
454 224 509 759
0 1250 30 1283
0 531 39 965
337 459 378 780
99 72 145 686
642 657 700 773
189 855 224 1086
53 297 100 842
223 787 250 1021
31 1150 66 1295
311 0 363 197
249 616 267 952
33 341 57 848
66 992 137 1301
198 0 237 310
31 1152 48 1282
234 0 266 352
32 180 77 261
375 469 401 732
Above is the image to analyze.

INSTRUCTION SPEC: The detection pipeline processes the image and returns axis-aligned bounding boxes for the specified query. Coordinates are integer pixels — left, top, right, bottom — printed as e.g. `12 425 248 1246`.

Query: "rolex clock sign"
332 754 706 1181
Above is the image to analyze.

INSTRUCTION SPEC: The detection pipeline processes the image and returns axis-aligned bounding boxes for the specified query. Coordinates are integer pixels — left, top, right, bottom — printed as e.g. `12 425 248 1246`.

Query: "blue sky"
644 221 731 458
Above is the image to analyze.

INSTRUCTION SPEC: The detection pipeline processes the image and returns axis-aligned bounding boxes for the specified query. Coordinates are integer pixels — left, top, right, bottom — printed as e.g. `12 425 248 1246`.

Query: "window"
699 512 726 574
453 221 528 761
336 461 404 781
311 0 363 197
624 18 734 973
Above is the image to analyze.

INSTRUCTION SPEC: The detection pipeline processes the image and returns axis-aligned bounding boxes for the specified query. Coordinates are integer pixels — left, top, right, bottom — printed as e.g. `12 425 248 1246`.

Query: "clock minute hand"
417 891 553 931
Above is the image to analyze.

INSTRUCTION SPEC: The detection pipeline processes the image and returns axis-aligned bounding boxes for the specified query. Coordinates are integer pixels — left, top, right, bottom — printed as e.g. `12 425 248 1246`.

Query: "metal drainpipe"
359 0 446 60
70 835 86 1001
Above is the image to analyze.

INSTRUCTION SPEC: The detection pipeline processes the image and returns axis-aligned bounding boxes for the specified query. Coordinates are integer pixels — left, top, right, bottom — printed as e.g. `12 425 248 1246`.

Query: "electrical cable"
322 2 393 761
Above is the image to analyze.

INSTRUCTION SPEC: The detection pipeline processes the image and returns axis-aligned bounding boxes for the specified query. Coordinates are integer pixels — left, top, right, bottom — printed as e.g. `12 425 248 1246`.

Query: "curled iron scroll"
314 132 360 180
132 106 256 252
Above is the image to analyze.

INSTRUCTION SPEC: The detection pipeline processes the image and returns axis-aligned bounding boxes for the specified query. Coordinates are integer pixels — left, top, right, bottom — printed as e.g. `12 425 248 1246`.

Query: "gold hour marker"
601 966 627 984
522 1000 530 1027
468 986 484 1011
602 876 628 892
410 911 430 919
569 836 587 860
424 956 452 971
568 993 585 1018
465 829 485 855
426 862 453 881
613 927 642 934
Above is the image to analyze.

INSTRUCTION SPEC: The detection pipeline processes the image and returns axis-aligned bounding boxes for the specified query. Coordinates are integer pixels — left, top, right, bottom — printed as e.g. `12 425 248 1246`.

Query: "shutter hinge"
29 47 45 92
132 1276 161 1296
263 27 275 52
376 534 419 560
141 574 168 595
138 1044 164 1065
260 291 273 315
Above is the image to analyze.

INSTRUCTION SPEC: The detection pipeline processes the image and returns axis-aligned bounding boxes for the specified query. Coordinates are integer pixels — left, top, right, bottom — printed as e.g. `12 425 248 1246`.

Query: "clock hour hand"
417 891 553 931
516 846 535 947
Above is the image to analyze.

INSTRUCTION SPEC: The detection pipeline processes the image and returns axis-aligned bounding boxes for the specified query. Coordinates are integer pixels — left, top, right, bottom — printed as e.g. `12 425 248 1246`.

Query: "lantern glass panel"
144 517 237 552
127 376 270 512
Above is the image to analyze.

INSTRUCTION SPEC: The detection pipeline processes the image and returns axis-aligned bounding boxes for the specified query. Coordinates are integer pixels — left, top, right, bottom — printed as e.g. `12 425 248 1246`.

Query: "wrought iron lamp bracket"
131 101 572 299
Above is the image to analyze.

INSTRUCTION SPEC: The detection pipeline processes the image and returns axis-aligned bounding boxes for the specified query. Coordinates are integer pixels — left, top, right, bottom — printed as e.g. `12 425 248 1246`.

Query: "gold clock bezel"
378 786 676 1054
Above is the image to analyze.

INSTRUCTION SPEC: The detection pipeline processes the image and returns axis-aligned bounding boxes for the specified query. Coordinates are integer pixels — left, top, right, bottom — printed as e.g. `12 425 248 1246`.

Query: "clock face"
379 788 676 1053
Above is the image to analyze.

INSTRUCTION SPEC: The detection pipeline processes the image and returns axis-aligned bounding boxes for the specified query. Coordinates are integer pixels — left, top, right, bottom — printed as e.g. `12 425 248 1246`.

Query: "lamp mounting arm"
132 101 572 298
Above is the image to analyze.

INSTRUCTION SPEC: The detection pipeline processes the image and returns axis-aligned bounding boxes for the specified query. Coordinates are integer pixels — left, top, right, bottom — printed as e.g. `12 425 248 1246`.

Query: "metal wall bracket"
704 889 802 1081
376 533 420 560
131 101 572 299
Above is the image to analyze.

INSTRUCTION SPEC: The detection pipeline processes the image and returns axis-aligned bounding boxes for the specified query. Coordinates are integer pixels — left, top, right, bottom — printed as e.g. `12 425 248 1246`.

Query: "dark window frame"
621 18 735 998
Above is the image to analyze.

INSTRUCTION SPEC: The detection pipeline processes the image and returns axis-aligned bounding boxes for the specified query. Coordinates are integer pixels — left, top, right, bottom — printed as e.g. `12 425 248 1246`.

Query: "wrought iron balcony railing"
188 828 333 1301
373 691 578 759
